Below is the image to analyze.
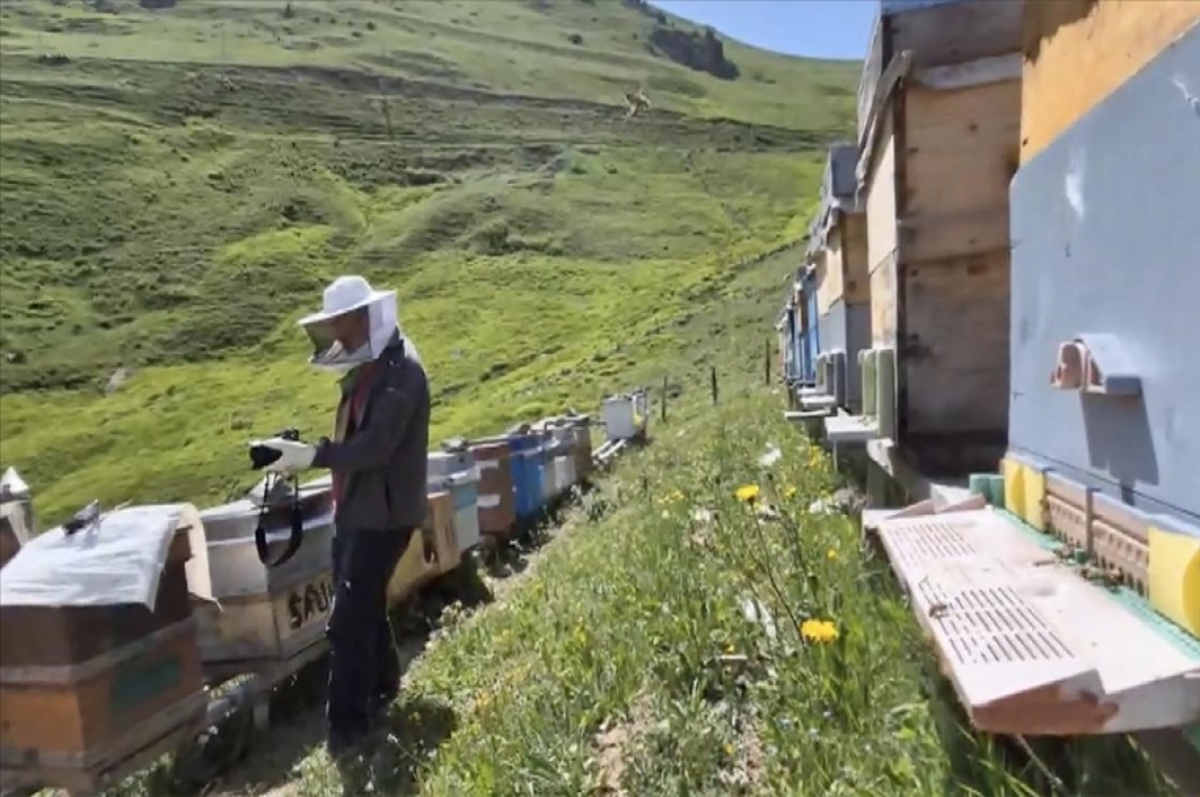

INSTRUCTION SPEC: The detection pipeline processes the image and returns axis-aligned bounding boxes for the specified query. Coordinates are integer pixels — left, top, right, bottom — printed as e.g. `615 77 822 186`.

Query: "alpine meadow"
0 0 855 521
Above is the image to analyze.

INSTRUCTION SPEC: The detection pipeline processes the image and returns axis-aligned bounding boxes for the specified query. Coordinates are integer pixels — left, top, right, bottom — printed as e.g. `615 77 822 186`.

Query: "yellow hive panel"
1148 526 1200 638
1023 464 1048 532
1002 457 1025 518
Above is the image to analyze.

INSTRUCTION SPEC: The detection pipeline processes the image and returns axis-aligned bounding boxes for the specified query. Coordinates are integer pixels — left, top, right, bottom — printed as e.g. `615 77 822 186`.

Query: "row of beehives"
776 0 1200 750
777 0 1200 533
0 390 650 796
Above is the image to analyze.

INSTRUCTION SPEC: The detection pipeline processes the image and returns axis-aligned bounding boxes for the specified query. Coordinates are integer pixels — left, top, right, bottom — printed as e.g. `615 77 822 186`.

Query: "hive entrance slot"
1049 334 1142 397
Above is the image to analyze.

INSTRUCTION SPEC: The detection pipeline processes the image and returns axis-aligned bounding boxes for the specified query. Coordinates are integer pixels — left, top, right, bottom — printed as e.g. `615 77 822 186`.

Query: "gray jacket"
312 335 430 532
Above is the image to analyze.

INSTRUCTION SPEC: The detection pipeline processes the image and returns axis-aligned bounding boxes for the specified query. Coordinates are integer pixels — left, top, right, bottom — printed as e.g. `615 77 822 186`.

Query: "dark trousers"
326 526 413 744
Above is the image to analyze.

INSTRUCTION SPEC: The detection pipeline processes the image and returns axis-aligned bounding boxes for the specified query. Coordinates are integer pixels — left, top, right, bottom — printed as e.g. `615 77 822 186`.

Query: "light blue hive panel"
1008 24 1200 522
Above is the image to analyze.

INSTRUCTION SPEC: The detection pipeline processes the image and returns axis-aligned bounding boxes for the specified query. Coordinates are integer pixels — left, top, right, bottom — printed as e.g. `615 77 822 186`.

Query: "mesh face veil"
298 276 423 373
301 292 397 373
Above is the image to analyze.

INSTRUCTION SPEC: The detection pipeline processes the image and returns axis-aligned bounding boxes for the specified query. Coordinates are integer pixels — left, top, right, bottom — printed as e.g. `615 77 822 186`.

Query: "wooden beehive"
857 0 1024 475
810 143 870 412
1005 1 1200 633
0 506 206 793
1019 0 1200 166
470 438 516 537
795 268 819 385
192 481 336 670
569 417 594 480
388 491 458 604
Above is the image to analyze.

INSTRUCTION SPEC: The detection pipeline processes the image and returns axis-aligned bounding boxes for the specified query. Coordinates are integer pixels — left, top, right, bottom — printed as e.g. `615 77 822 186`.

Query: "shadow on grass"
334 697 459 796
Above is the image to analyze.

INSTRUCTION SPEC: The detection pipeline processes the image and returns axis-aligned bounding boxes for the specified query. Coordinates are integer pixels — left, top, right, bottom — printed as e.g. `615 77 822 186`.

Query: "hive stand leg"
865 460 890 509
252 699 271 732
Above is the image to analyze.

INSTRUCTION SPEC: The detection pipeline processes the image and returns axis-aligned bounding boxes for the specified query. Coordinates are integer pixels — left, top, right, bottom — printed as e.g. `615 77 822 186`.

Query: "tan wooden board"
865 109 898 279
900 248 1011 437
842 214 870 307
869 253 898 348
1021 2 1200 163
0 620 203 758
816 240 844 316
901 79 1020 263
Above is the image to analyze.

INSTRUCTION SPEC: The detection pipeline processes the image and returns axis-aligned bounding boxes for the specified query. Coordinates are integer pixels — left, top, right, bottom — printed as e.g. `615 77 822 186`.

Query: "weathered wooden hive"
868 0 1200 748
600 390 648 443
528 420 575 504
566 414 594 482
470 437 517 538
507 431 544 523
192 479 336 674
428 444 482 553
841 0 1025 473
0 505 207 795
800 143 869 415
774 310 791 387
793 266 820 388
776 300 798 386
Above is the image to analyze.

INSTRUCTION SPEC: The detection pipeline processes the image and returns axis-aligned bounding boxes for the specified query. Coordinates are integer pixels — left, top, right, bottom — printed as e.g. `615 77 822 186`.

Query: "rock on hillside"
620 0 741 80
648 25 740 81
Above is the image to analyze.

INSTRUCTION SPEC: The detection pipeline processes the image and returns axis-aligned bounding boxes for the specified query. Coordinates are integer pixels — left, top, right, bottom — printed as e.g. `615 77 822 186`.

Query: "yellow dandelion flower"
800 618 839 644
735 484 761 503
783 485 798 499
723 742 735 756
725 643 736 654
826 548 838 561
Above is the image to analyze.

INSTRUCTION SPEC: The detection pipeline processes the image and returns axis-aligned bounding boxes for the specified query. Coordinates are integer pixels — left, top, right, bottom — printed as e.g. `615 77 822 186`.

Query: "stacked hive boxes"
0 506 208 794
855 0 1024 475
193 481 336 669
1002 0 1200 639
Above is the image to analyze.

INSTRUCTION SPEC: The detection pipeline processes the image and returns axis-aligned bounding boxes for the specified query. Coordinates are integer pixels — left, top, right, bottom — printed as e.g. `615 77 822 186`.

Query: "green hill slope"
0 0 858 522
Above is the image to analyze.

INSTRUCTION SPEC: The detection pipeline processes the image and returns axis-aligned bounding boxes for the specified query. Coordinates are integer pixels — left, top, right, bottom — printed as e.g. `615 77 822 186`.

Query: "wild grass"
110 388 1175 797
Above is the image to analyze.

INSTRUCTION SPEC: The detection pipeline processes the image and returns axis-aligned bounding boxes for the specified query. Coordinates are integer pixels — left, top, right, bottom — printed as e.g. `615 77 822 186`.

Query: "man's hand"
249 437 316 474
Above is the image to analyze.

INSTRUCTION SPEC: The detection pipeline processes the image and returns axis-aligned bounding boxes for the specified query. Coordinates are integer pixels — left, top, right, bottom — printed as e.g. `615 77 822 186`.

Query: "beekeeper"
250 275 430 759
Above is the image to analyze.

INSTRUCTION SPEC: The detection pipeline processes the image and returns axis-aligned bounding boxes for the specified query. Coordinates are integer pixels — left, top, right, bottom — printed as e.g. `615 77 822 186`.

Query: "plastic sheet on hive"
0 504 196 611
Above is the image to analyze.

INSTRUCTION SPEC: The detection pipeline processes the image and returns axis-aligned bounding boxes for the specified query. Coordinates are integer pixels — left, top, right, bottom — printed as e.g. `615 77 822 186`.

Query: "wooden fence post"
710 366 719 405
660 375 668 423
765 338 771 385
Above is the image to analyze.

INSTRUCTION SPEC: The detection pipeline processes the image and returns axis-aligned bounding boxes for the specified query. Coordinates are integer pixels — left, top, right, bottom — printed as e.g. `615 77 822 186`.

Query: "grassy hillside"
0 0 859 523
